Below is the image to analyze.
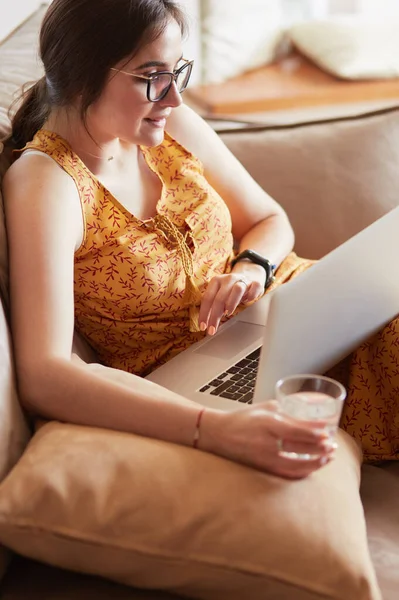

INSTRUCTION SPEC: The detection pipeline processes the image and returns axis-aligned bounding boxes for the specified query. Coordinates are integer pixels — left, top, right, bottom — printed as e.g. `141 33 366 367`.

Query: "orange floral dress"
18 131 399 463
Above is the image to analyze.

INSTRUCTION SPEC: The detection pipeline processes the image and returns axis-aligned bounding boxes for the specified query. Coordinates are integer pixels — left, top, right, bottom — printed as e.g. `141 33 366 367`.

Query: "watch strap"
230 249 276 289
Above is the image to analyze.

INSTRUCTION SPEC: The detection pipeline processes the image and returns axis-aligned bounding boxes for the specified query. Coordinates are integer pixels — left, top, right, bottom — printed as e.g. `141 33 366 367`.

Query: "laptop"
146 206 399 411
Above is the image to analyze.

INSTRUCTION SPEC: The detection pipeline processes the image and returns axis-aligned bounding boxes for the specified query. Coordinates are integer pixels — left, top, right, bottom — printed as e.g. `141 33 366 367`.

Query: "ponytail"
10 77 50 149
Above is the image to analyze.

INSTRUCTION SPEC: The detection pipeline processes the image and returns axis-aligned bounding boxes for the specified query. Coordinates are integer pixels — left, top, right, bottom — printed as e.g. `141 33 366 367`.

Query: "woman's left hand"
198 263 266 335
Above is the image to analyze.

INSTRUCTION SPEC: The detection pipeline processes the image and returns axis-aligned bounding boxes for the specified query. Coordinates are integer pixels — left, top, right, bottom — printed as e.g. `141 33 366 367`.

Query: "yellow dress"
21 130 235 376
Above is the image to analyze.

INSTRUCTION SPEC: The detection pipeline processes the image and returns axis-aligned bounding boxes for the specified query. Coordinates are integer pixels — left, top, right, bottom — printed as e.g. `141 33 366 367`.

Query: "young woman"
2 0 397 479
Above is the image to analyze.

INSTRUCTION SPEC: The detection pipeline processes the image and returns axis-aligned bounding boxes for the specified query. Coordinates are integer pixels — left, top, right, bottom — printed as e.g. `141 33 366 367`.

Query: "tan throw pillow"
289 17 399 80
0 421 381 600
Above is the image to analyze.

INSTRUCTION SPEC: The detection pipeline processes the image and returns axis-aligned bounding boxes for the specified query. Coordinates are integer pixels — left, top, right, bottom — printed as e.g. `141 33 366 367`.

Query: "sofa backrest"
0 5 45 310
0 294 30 576
219 106 399 259
0 7 44 137
0 6 47 579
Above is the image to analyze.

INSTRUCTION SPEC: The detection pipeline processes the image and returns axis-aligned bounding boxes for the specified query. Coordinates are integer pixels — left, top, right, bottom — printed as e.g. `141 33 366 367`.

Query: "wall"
180 0 202 85
358 0 399 16
0 0 45 41
329 0 358 12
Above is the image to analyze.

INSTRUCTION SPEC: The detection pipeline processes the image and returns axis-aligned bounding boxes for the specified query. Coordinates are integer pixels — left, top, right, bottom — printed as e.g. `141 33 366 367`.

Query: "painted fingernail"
320 456 329 466
322 440 338 451
208 326 216 336
199 322 207 331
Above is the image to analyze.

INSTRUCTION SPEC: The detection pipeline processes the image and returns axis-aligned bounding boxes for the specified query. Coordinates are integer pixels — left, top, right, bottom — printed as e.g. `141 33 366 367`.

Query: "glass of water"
275 374 346 460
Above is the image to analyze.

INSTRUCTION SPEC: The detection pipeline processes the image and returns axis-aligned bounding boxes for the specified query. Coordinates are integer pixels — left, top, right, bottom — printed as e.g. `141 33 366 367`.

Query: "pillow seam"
0 517 366 600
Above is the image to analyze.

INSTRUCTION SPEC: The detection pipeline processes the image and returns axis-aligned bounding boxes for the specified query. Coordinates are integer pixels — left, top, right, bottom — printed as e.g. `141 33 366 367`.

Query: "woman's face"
87 18 185 147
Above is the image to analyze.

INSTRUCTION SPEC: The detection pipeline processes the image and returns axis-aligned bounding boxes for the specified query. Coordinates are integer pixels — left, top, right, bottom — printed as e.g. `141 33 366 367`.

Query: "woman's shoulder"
3 149 84 251
3 149 75 196
165 104 238 176
3 149 81 227
166 105 222 160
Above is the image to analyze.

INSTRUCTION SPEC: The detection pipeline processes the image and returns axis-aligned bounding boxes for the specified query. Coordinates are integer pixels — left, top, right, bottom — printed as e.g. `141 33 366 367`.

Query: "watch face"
245 250 269 268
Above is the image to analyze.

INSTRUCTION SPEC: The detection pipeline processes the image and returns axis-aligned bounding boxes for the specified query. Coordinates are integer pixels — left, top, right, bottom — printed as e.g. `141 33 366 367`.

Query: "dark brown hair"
11 0 187 149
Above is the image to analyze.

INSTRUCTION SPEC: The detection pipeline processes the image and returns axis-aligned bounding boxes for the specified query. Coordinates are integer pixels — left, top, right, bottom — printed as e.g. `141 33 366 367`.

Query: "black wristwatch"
230 249 276 289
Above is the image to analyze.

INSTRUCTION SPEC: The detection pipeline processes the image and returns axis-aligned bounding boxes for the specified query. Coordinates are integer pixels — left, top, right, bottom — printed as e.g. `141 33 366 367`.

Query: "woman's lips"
145 117 167 128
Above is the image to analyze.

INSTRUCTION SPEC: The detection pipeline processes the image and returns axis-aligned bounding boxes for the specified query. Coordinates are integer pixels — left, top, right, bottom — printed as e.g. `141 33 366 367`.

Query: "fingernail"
313 428 328 437
320 456 329 466
322 440 338 451
208 326 216 336
199 322 207 331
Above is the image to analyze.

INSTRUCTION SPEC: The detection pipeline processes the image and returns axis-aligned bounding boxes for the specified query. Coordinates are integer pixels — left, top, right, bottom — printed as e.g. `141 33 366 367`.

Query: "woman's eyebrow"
133 56 184 71
134 60 167 70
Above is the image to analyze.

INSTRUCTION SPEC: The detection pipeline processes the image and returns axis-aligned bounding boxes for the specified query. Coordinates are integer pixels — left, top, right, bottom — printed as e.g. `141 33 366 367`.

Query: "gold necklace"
75 147 114 162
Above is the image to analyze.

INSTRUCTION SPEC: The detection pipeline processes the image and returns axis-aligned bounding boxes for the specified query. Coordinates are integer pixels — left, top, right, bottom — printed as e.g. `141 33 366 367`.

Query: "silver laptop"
146 207 399 411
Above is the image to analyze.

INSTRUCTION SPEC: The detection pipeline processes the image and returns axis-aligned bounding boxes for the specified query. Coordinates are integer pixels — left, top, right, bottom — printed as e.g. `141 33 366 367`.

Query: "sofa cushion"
219 105 399 259
201 0 285 85
1 556 182 600
289 17 399 81
0 421 382 600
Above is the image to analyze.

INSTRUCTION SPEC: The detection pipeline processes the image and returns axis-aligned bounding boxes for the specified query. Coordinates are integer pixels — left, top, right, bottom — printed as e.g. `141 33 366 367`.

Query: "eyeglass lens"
149 62 192 101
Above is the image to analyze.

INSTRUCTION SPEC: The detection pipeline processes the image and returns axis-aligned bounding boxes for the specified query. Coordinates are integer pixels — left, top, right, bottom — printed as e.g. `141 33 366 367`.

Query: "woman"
2 0 395 479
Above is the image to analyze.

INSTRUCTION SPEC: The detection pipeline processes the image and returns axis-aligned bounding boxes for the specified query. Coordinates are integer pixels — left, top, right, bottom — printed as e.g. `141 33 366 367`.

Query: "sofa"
0 5 399 600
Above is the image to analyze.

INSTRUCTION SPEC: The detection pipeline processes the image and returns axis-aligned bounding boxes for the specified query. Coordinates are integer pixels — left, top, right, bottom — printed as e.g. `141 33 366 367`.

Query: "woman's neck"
43 108 136 172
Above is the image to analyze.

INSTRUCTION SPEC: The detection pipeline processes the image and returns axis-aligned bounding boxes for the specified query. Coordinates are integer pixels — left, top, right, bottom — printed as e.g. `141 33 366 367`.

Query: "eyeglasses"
110 58 194 102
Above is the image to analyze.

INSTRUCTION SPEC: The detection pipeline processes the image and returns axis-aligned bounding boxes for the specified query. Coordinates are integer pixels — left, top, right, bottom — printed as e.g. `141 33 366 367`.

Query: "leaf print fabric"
23 130 234 376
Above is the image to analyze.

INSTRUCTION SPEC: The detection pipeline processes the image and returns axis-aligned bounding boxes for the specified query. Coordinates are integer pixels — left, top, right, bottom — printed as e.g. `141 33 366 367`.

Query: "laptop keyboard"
199 347 261 404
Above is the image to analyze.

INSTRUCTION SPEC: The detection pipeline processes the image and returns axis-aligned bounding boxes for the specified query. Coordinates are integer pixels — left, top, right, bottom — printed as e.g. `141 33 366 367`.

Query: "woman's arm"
167 105 294 333
166 104 295 263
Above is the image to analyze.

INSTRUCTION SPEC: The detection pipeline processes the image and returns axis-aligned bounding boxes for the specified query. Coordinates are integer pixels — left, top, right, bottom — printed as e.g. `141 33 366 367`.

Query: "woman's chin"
135 127 165 148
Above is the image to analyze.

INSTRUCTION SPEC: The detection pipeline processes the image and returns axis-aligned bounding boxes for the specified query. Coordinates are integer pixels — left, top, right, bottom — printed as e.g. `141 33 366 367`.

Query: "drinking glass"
275 374 346 460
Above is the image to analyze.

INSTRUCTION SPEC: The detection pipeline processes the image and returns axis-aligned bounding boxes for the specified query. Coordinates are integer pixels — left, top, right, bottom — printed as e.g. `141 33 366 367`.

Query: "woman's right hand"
200 401 336 479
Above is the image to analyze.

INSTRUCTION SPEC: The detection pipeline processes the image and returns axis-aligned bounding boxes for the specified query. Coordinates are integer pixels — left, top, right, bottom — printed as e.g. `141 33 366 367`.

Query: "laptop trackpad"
194 322 263 360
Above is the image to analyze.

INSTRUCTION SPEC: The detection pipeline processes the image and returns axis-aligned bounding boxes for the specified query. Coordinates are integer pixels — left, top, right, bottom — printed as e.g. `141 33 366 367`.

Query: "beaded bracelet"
193 407 205 449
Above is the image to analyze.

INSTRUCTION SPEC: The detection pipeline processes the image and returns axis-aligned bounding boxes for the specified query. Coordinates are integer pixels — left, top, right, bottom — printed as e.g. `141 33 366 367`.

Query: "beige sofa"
0 6 399 600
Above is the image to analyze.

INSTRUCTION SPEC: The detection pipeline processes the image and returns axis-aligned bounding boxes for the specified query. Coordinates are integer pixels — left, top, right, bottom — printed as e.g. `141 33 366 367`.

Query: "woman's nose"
161 81 183 108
